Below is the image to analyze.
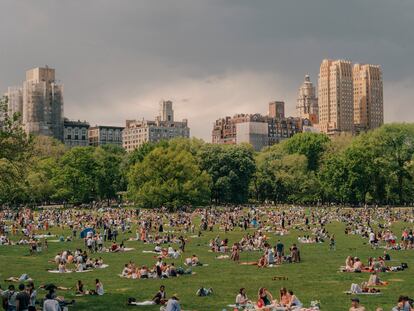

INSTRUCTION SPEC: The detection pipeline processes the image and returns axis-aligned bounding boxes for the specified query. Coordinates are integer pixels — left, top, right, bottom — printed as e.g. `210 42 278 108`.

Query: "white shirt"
43 299 61 311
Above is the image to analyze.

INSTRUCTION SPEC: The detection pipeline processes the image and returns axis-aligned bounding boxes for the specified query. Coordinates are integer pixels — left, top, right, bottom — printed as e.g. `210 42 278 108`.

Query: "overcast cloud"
0 0 413 140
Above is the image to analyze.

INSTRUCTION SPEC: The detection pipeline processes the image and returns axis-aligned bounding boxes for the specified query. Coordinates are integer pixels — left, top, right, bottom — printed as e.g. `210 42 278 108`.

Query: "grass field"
0 212 413 311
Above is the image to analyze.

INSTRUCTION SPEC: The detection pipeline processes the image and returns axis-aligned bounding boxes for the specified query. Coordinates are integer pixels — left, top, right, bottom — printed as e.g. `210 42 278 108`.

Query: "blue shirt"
165 299 181 311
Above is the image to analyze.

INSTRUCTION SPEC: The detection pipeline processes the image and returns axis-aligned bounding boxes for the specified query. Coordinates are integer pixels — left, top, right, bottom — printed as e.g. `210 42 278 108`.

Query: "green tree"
127 142 159 167
128 146 211 209
372 124 414 204
284 132 330 171
198 144 256 204
94 144 127 201
0 96 32 205
52 147 99 203
23 136 66 204
255 144 319 204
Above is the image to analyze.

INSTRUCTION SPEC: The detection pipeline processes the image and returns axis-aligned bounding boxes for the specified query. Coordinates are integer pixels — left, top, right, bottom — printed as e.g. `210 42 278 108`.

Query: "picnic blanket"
129 301 156 306
344 291 382 295
34 234 56 239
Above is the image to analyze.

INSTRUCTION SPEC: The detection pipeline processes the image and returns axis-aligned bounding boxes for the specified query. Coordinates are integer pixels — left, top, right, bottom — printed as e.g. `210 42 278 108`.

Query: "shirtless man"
349 298 366 311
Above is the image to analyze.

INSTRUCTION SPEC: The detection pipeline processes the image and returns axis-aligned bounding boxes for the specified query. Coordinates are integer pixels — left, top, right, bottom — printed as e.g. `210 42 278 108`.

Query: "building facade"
22 67 64 141
296 75 318 124
318 59 354 135
353 64 383 132
267 117 310 145
122 100 190 152
212 103 309 151
6 87 23 120
268 101 285 119
63 119 90 148
89 125 124 147
236 121 269 151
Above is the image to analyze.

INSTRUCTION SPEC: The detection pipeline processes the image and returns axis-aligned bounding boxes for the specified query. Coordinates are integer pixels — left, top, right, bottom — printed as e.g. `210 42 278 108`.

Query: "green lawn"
0 213 413 311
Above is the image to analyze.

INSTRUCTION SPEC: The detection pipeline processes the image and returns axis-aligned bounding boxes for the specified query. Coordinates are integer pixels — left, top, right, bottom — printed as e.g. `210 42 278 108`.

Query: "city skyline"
1 1 413 141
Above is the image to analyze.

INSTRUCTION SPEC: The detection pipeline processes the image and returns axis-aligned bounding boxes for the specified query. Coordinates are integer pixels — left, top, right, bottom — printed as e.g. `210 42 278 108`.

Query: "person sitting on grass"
58 262 67 273
392 295 413 311
162 294 180 311
349 297 366 311
185 255 201 266
367 272 387 286
110 242 121 252
139 265 149 279
290 244 300 263
152 285 167 305
287 290 303 310
235 288 251 308
353 257 364 272
278 287 291 308
89 279 104 296
75 280 85 295
257 287 274 309
257 255 267 268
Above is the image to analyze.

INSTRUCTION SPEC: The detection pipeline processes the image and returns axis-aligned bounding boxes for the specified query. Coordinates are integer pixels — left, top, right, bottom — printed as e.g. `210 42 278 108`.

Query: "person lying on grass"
127 285 168 306
349 283 381 294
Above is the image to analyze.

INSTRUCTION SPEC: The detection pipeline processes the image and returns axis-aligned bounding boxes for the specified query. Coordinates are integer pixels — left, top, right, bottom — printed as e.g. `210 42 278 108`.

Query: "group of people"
343 254 407 273
233 287 306 310
0 281 78 311
51 249 106 273
120 256 193 279
1 205 413 311
348 296 414 311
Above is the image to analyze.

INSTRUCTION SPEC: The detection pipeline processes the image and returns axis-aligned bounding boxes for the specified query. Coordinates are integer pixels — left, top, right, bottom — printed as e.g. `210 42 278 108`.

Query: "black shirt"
16 291 30 311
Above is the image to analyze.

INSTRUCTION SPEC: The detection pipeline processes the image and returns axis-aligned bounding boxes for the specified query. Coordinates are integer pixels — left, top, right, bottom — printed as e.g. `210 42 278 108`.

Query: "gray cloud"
0 0 413 140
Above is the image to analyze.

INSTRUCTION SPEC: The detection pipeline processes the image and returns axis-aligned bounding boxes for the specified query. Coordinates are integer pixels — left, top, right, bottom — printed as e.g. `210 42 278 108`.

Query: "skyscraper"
268 101 285 119
6 87 23 119
353 64 383 131
318 59 354 134
159 100 174 122
22 67 64 141
296 75 318 124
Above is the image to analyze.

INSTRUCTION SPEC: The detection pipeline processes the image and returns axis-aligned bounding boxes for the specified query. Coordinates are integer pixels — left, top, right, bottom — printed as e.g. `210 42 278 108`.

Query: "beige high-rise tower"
353 64 383 131
22 66 64 141
318 59 354 134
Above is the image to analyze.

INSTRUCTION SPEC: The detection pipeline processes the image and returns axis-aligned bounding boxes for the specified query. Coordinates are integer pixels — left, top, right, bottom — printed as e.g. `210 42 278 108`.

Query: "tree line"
2 98 414 208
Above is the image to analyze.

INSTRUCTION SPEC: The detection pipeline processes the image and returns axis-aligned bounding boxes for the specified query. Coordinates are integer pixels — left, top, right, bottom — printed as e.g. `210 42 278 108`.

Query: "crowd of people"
0 205 413 310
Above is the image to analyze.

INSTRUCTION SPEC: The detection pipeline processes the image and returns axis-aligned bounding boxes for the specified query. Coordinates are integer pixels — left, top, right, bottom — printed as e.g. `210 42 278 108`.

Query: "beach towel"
129 301 156 306
48 270 73 274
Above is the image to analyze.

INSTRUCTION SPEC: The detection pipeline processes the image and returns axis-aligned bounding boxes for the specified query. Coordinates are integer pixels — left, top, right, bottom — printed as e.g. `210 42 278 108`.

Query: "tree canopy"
2 118 414 207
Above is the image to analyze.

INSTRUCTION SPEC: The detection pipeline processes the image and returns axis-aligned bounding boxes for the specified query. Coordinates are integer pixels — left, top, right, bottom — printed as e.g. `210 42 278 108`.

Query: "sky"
0 0 413 141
